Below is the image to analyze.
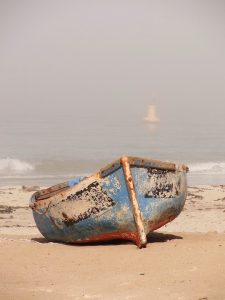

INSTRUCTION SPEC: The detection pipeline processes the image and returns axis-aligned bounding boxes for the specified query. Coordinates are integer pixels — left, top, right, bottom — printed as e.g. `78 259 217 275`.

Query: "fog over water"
0 1 225 185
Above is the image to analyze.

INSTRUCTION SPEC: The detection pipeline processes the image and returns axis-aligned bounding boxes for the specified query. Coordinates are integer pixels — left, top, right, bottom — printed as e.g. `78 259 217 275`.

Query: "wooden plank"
128 156 176 171
99 159 121 178
35 182 69 201
128 156 188 172
121 156 147 248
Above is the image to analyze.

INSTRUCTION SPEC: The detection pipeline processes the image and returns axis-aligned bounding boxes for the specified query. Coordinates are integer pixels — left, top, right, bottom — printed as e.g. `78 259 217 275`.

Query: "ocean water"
1 0 225 187
0 105 225 187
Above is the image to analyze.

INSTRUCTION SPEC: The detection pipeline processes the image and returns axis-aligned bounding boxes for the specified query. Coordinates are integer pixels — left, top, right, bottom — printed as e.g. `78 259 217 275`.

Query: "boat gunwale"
99 156 189 178
31 156 188 202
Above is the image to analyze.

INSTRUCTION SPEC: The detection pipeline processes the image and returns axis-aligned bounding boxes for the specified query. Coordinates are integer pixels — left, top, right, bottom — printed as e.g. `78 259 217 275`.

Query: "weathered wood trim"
121 156 147 248
98 156 188 179
128 156 189 172
99 159 121 178
35 182 69 201
34 156 188 201
128 156 176 171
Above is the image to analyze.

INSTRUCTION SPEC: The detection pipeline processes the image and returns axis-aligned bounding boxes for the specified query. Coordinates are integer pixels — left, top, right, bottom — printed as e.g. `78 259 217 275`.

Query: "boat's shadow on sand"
31 232 182 247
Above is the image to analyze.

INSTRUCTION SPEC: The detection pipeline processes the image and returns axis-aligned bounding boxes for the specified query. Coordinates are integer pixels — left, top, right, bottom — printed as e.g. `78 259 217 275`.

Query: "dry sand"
0 185 225 300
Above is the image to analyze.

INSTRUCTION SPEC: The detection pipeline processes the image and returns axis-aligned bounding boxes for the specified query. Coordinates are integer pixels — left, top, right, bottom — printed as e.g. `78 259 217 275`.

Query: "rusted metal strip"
121 156 147 248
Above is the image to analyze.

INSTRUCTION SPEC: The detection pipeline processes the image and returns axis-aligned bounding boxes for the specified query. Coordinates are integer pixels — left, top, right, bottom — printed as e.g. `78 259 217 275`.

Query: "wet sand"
0 185 225 300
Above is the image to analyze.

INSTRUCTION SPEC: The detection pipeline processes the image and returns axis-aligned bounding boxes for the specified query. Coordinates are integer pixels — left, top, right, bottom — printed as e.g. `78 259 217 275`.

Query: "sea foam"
189 162 225 174
0 158 35 174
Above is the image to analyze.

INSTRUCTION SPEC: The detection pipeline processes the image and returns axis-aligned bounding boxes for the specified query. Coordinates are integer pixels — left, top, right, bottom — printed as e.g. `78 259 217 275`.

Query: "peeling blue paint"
30 157 188 247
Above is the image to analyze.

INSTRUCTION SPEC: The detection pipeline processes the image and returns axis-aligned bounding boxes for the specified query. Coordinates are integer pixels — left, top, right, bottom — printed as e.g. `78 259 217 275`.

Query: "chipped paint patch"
30 156 188 247
115 204 130 222
47 181 115 226
103 175 121 195
135 168 181 198
145 169 180 198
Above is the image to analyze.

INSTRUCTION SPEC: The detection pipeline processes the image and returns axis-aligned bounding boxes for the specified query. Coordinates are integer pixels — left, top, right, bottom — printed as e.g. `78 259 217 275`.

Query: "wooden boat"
30 156 188 248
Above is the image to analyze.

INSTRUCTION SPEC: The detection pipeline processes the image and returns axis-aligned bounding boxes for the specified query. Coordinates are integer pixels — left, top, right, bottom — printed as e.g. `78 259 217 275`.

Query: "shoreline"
1 173 225 188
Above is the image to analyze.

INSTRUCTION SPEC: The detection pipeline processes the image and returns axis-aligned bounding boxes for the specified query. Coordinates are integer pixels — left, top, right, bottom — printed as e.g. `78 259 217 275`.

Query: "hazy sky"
0 0 225 122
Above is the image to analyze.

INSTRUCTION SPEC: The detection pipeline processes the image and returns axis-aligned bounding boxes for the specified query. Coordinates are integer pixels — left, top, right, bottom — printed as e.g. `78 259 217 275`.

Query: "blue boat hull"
30 156 188 248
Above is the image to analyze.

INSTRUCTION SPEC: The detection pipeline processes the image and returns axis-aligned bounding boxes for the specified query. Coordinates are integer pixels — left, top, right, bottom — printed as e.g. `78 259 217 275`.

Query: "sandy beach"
0 185 225 300
2 1 225 299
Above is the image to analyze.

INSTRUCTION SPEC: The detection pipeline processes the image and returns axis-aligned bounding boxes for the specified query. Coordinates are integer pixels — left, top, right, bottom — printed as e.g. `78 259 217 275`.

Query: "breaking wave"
1 158 225 186
1 158 225 175
189 162 225 174
0 158 35 174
